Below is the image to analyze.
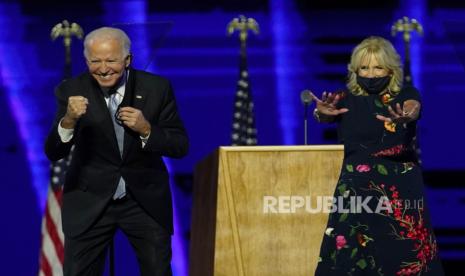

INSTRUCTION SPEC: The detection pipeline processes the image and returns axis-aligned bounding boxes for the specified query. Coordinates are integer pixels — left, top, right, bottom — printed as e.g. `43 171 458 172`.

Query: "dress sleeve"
396 86 421 103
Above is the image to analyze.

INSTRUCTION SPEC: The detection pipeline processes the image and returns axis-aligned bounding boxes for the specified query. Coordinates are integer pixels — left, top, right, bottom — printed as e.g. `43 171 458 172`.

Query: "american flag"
231 48 257 146
38 153 71 275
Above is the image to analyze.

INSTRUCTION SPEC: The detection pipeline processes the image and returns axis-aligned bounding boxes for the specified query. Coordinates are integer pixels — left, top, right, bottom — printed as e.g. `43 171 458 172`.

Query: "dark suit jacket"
45 69 188 238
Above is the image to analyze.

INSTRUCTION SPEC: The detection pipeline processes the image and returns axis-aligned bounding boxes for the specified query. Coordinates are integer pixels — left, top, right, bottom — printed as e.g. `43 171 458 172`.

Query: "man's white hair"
83 27 131 58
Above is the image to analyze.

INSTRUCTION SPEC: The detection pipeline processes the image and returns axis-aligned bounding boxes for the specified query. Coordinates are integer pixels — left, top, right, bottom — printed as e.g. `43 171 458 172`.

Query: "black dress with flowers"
314 87 444 276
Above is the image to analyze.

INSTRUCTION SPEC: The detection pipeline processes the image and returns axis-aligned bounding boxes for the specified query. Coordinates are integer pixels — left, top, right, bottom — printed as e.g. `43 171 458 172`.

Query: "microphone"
300 90 313 105
300 90 313 145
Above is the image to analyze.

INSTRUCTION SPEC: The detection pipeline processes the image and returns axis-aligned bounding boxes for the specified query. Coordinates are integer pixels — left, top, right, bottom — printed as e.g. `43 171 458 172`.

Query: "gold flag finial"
391 16 423 85
50 20 84 78
227 15 259 43
391 16 423 43
51 20 84 48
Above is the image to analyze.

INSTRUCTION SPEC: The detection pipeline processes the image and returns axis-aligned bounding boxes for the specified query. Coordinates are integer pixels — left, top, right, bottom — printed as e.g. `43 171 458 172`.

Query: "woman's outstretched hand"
376 100 421 124
311 91 349 116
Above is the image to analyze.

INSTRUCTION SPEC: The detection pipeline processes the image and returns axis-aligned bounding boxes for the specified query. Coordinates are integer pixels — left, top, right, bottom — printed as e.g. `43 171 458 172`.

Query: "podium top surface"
219 145 343 152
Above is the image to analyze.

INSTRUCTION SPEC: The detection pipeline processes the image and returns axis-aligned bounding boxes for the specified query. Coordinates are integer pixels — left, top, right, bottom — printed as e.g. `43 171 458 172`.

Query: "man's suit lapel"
130 70 147 112
122 69 148 160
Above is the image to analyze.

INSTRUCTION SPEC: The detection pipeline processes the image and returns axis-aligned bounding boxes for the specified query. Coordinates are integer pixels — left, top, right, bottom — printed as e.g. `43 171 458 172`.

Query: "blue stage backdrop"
0 0 464 275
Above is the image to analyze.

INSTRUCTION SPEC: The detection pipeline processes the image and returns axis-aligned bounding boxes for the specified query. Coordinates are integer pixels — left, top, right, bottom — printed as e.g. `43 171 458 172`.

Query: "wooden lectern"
190 145 344 276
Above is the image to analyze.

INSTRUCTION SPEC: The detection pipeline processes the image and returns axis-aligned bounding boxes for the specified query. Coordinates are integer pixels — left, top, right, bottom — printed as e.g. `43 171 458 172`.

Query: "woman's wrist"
313 108 335 123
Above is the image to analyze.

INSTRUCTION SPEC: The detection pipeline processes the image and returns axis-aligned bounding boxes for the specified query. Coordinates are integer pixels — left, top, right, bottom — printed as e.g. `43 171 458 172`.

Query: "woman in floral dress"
312 36 444 276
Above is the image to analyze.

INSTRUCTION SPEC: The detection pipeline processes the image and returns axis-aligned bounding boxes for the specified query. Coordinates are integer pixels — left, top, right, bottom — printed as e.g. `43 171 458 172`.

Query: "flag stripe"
41 229 63 275
39 250 52 276
48 188 64 243
45 204 64 263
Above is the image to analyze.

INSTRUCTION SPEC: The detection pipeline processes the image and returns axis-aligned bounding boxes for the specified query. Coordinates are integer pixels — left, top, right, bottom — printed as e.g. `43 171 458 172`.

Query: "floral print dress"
314 87 444 276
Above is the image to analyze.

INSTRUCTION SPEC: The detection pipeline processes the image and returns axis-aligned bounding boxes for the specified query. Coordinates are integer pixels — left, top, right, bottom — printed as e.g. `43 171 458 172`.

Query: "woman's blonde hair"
347 36 403 96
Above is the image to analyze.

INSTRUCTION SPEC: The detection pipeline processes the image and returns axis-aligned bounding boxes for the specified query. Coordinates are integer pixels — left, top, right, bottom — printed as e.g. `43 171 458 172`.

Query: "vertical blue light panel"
0 2 48 211
270 0 302 145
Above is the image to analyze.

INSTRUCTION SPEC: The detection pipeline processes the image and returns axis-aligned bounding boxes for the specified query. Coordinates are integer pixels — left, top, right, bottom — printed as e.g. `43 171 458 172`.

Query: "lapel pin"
136 95 142 99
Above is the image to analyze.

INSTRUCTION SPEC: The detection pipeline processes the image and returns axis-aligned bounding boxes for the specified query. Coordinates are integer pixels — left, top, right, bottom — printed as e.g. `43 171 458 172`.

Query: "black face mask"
356 75 391 95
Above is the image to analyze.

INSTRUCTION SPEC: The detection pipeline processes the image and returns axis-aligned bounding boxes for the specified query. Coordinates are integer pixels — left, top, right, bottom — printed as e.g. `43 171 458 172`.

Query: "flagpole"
227 15 260 146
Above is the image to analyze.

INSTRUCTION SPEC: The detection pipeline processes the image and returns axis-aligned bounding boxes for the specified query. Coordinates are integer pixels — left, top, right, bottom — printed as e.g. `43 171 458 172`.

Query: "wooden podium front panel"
215 146 343 276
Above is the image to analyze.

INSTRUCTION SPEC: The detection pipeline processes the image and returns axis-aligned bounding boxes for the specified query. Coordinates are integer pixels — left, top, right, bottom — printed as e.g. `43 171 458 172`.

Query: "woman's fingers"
322 92 328 102
327 92 334 103
395 103 403 115
387 106 399 118
332 94 341 106
337 108 349 114
376 114 391 123
310 92 322 103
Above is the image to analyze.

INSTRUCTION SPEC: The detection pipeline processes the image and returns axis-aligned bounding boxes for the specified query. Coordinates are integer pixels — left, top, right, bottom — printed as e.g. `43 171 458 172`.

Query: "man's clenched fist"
61 96 89 129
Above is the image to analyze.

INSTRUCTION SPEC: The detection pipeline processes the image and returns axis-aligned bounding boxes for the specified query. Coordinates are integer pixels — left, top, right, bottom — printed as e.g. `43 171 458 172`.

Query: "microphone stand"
303 102 309 145
300 90 313 145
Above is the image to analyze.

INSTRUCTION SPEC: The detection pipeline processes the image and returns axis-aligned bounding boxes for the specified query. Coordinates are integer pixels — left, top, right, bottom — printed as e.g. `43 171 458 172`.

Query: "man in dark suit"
45 27 188 276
